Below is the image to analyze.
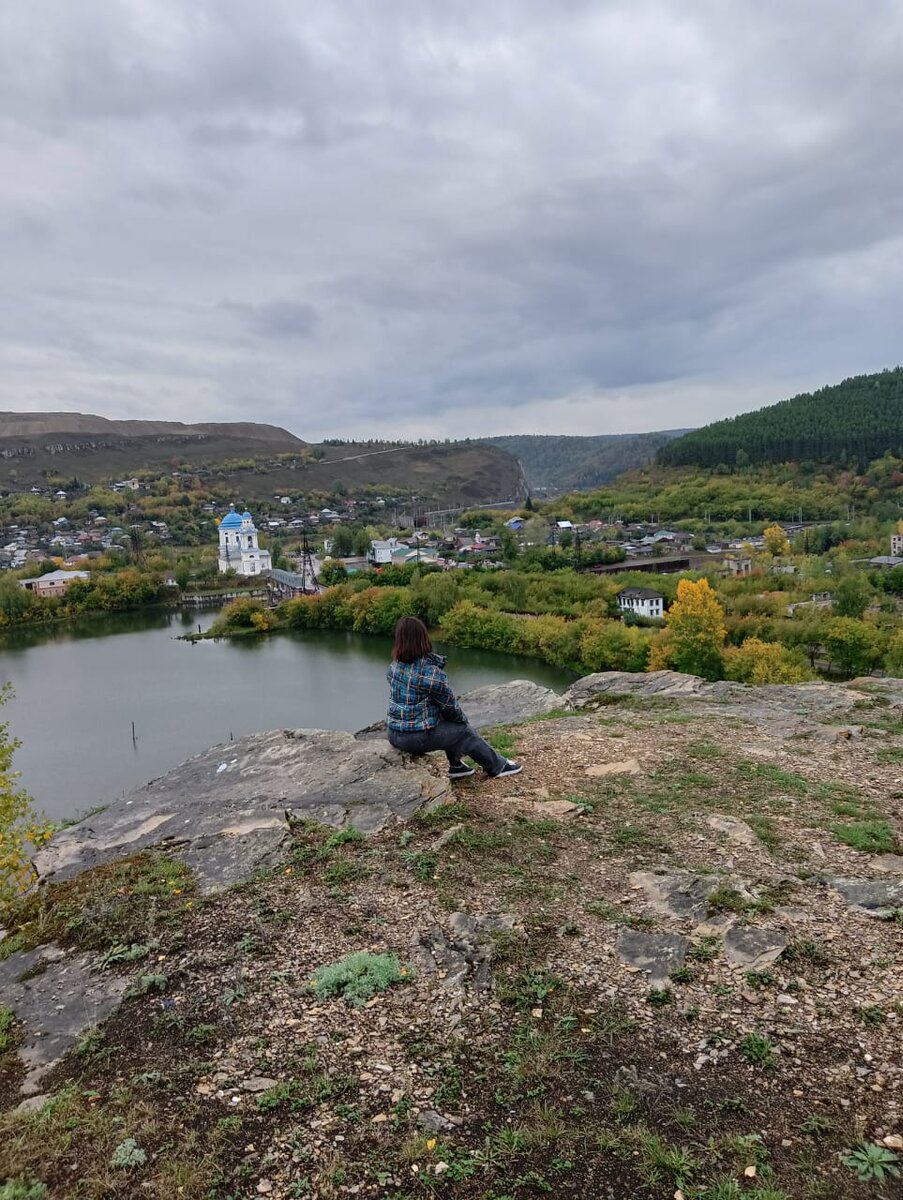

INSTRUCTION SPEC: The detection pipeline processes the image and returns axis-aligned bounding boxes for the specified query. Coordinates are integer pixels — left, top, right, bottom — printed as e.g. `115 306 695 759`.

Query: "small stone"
777 994 798 1007
241 1076 278 1093
15 1094 51 1115
883 1135 903 1150
257 1182 273 1195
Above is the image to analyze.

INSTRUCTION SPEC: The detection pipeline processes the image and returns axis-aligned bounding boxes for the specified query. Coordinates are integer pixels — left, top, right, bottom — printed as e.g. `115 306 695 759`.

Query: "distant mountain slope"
0 412 307 489
480 430 690 492
0 413 522 505
658 368 903 469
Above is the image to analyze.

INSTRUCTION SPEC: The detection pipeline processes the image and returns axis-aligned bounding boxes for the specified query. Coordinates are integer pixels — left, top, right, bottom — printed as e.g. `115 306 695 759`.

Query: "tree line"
659 368 903 470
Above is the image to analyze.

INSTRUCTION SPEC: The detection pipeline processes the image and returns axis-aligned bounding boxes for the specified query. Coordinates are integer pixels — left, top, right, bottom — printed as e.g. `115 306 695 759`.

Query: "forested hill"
658 368 903 469
480 430 689 492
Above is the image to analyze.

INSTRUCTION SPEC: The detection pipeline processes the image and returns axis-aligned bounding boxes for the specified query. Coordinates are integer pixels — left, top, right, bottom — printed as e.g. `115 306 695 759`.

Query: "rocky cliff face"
1 671 902 1198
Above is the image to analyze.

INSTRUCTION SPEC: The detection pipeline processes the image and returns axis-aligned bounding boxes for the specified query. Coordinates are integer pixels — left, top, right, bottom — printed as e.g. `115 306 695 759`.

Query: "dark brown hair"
393 615 432 662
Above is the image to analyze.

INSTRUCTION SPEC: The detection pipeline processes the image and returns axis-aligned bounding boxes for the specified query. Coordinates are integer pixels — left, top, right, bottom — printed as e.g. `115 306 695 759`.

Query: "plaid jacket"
386 652 465 732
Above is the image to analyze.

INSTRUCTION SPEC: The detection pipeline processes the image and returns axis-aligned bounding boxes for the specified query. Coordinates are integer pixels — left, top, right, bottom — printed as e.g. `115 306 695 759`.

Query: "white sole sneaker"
447 765 476 779
493 760 523 778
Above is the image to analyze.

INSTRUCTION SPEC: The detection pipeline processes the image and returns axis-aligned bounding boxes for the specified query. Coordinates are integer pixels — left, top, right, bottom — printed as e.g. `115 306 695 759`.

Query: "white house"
19 569 90 598
617 587 665 620
369 537 408 565
891 533 903 557
217 505 272 576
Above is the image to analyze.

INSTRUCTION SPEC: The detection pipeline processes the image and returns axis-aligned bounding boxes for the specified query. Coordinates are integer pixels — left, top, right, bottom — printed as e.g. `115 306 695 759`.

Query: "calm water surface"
0 610 575 820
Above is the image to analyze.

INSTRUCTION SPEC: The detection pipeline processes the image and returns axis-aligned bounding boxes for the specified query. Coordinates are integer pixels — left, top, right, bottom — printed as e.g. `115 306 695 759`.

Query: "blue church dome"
219 507 243 529
241 511 253 521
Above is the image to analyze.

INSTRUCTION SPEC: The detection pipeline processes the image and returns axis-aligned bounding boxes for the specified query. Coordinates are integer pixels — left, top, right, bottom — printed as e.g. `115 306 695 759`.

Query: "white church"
217 505 272 576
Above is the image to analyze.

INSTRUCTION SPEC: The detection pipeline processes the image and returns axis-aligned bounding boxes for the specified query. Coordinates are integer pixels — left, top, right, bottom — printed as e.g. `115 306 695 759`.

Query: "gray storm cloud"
1 0 902 438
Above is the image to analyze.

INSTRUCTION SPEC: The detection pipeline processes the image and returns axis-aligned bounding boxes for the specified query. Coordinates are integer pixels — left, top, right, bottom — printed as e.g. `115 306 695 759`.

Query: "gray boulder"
356 679 565 739
36 729 450 892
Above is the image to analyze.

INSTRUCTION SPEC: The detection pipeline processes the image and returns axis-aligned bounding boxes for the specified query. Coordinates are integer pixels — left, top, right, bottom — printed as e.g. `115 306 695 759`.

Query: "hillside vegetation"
0 415 522 506
659 368 903 469
481 431 688 492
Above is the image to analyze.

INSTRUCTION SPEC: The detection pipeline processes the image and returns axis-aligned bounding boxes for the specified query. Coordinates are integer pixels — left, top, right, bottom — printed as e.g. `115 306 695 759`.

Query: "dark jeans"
388 719 508 775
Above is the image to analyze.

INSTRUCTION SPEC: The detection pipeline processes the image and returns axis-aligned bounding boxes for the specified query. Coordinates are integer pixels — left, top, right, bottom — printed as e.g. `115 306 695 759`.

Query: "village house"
724 555 753 576
891 533 903 557
617 586 665 620
19 569 90 598
369 538 407 565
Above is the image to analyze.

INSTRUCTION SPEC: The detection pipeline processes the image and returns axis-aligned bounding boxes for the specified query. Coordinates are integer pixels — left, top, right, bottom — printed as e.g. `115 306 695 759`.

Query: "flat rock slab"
828 876 903 917
37 729 449 892
585 758 641 778
453 680 564 728
616 929 688 985
0 944 128 1094
630 870 750 922
565 671 713 707
707 814 760 848
723 925 788 969
873 854 903 875
411 912 517 992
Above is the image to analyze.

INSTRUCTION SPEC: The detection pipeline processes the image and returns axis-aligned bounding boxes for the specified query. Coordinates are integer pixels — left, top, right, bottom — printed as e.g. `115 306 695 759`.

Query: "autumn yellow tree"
763 523 790 556
648 578 726 680
0 685 52 904
723 637 811 684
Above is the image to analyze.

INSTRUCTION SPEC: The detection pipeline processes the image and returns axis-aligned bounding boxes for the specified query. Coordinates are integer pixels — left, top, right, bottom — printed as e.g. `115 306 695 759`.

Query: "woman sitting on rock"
386 616 523 779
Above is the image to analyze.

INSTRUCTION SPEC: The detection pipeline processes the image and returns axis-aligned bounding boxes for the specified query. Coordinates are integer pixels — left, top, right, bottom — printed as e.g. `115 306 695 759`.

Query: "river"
0 609 575 821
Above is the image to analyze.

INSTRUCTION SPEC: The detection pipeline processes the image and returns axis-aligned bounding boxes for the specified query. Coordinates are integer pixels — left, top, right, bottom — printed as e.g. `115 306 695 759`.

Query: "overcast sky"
2 2 902 440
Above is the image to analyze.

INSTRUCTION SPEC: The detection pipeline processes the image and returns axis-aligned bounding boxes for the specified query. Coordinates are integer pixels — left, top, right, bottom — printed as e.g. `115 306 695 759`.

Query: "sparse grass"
0 1006 16 1055
413 801 469 828
584 898 654 929
831 820 898 854
686 740 725 761
482 727 519 757
687 935 721 962
875 745 903 763
609 824 672 854
784 939 831 967
706 887 753 916
400 849 439 881
745 814 782 851
0 852 193 962
740 1033 776 1067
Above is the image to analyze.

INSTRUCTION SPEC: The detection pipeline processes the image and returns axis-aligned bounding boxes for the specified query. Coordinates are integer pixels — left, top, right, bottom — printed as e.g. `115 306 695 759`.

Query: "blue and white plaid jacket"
386 652 465 732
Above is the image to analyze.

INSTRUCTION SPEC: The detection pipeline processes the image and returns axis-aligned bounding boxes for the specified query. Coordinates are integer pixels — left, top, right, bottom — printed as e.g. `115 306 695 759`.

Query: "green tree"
823 617 883 679
833 574 871 619
174 561 191 590
330 526 354 557
319 558 348 586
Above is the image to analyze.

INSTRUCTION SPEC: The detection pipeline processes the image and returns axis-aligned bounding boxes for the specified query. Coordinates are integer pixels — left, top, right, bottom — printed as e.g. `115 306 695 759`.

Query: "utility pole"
298 527 320 594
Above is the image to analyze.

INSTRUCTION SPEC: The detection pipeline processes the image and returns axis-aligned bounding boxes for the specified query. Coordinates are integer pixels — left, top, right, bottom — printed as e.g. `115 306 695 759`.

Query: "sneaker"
448 764 476 779
493 760 523 778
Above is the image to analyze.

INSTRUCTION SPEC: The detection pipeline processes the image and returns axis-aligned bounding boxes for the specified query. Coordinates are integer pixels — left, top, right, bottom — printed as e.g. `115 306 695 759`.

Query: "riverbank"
1 670 901 1198
0 610 573 822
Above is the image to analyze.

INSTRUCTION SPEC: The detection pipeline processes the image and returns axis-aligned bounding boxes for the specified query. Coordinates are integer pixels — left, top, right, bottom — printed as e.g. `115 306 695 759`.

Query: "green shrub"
309 951 412 1006
0 1182 49 1200
110 1138 147 1169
